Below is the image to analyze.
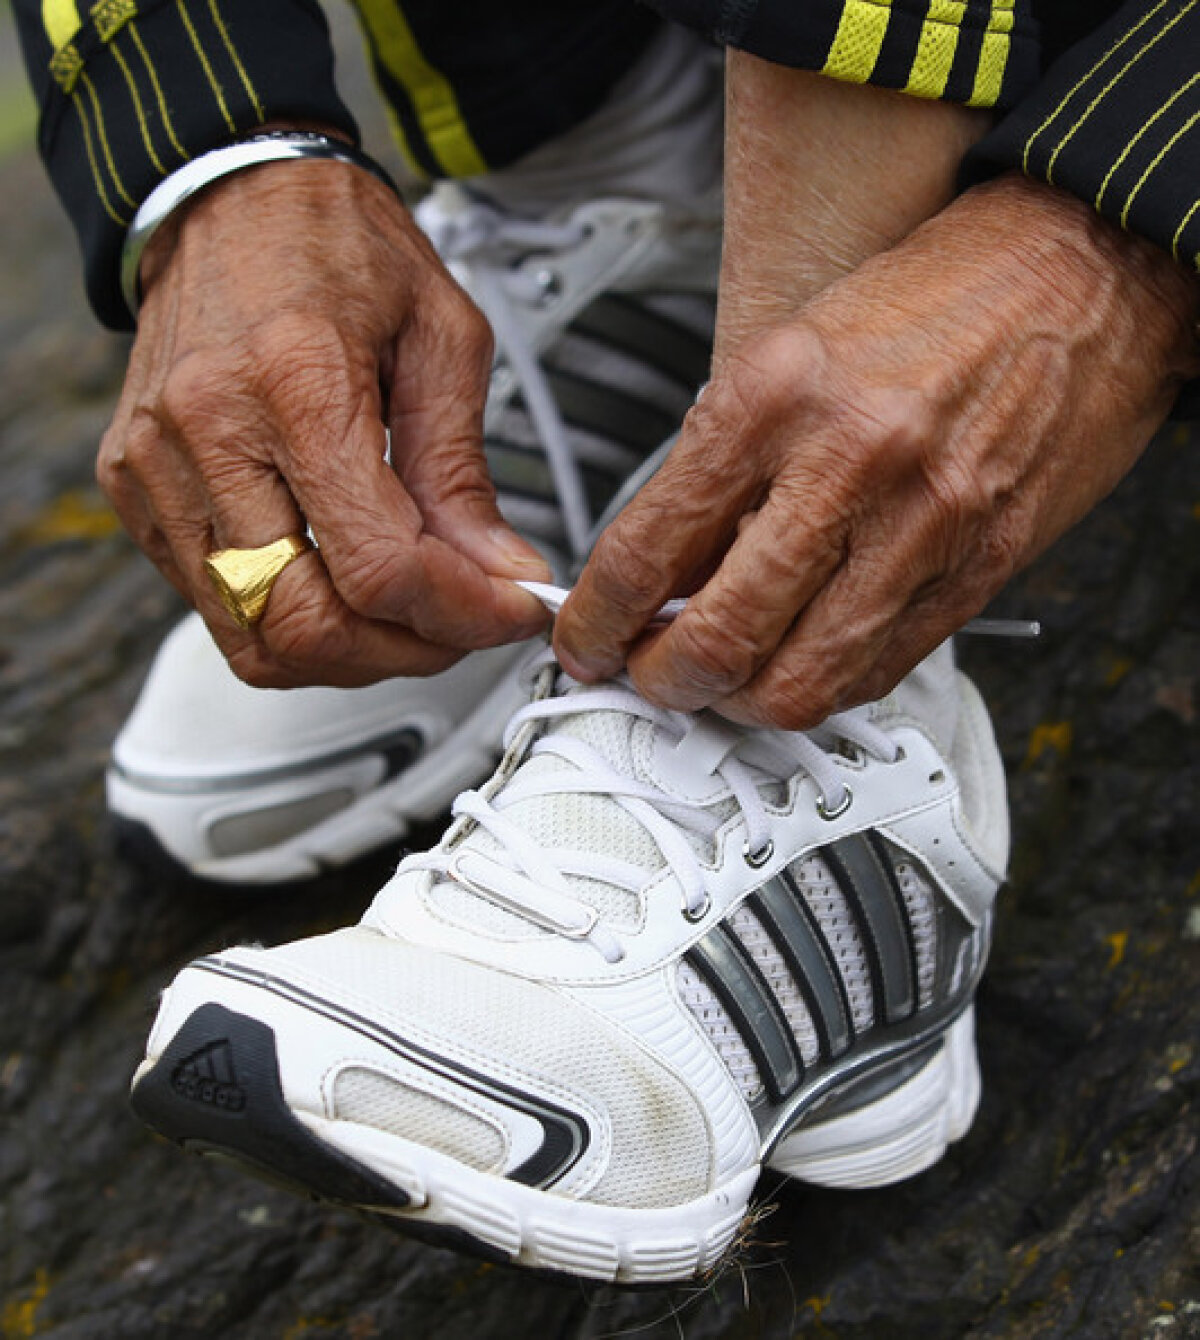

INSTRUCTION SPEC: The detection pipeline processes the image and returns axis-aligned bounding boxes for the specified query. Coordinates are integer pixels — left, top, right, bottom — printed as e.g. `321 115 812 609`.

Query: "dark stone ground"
2 110 1199 1340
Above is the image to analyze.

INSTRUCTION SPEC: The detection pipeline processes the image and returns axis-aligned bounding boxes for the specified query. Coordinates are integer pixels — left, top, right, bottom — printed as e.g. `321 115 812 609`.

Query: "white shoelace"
404 647 900 964
417 192 595 561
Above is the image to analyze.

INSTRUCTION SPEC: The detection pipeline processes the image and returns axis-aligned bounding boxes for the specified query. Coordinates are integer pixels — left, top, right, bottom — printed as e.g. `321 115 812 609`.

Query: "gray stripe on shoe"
686 924 804 1103
543 368 678 452
751 875 854 1059
570 294 713 389
821 833 917 1026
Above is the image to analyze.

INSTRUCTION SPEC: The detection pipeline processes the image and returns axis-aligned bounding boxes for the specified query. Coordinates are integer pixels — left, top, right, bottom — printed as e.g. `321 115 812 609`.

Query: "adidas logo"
171 1039 247 1112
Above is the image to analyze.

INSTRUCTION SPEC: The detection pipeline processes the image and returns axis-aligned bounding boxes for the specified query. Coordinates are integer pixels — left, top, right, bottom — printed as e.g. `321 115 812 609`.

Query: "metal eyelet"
682 894 711 923
742 839 774 869
533 267 563 306
816 785 853 821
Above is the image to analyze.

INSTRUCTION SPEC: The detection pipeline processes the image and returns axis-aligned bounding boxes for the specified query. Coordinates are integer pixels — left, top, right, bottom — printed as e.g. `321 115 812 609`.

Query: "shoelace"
417 190 596 561
404 647 900 965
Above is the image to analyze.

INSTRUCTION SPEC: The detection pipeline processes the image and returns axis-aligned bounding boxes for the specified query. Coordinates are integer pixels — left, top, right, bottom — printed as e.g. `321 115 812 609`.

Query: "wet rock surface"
1 138 1198 1340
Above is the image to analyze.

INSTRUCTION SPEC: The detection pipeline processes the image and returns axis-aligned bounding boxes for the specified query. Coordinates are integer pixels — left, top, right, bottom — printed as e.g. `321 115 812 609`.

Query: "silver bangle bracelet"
119 131 400 319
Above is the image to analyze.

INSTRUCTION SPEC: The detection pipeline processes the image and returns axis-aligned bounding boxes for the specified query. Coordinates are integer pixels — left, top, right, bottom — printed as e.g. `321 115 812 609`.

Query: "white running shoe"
131 647 1009 1283
108 188 720 883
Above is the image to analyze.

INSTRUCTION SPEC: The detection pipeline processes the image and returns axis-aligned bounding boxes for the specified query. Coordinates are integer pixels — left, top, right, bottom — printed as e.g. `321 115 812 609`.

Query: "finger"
623 476 850 712
98 434 192 602
125 370 468 686
390 288 552 583
256 316 548 651
99 405 223 608
711 484 969 729
712 560 909 730
555 388 770 680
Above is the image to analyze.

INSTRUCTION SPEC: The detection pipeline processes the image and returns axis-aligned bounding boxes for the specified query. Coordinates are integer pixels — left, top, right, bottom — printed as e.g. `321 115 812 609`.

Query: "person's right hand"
97 149 551 688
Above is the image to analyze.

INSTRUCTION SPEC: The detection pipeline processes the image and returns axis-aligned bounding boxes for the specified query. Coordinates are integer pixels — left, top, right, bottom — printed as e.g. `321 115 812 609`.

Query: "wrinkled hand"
557 176 1199 727
98 150 548 688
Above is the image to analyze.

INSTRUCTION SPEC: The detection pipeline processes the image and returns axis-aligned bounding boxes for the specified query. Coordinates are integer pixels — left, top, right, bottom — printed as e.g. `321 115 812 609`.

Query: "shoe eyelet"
893 745 907 762
742 838 774 869
533 268 563 306
682 894 711 923
816 785 853 821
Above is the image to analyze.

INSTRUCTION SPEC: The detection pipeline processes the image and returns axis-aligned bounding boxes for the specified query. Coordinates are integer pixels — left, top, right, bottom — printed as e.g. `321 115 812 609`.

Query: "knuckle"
418 281 493 371
587 526 666 618
158 352 229 434
248 313 358 417
118 410 164 471
753 325 825 401
750 657 845 730
223 640 293 690
978 512 1024 584
334 537 409 620
920 459 992 560
421 442 494 507
259 600 342 675
95 441 122 495
674 601 762 694
847 386 935 472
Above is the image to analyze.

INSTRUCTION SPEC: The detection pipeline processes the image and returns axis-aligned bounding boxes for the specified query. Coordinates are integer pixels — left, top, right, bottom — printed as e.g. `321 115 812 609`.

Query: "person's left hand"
556 175 1200 728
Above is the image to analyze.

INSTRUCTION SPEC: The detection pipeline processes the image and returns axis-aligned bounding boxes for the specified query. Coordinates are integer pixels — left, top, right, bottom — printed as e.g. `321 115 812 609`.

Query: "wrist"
956 174 1200 384
124 128 399 317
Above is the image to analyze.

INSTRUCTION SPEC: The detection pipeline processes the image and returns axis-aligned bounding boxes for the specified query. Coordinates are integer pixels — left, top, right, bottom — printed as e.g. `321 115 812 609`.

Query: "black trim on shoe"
186 959 590 1190
131 1003 412 1211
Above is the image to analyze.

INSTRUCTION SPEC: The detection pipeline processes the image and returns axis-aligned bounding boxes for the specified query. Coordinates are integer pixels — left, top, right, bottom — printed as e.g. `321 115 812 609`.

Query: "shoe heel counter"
951 672 1010 879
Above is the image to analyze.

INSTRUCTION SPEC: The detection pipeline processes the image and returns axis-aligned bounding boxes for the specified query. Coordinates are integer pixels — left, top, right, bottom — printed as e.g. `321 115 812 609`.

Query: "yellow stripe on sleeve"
206 0 264 123
968 26 1010 107
822 0 892 84
42 0 82 49
70 91 128 223
1120 108 1200 228
356 0 485 177
110 39 166 174
905 0 965 100
1044 0 1197 183
962 2 1015 109
79 68 137 208
1171 197 1200 261
1023 0 1172 172
1095 72 1200 210
129 23 189 161
175 0 236 135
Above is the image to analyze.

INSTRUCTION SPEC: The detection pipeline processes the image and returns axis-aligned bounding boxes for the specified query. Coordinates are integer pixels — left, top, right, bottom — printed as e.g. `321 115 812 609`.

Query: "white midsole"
767 1008 979 1188
108 655 531 884
298 1111 758 1284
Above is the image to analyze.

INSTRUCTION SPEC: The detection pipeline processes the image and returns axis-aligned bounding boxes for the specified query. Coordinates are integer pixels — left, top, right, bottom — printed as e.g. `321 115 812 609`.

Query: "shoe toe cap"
141 928 715 1206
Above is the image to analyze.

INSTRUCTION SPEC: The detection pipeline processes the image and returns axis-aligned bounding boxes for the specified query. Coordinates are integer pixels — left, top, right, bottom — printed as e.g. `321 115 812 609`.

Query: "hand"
98 147 549 688
557 176 1200 727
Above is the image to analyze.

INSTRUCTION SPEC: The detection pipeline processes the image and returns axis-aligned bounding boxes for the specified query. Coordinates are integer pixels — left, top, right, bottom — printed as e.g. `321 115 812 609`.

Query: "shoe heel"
766 1008 980 1189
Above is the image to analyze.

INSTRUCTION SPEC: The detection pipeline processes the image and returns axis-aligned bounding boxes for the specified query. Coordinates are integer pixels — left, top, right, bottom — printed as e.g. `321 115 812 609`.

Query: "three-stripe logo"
681 830 978 1129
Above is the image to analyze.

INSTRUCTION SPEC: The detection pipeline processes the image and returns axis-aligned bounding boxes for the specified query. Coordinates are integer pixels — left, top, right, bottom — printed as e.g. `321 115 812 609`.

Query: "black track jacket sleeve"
963 1 1200 285
13 0 358 330
653 0 1200 413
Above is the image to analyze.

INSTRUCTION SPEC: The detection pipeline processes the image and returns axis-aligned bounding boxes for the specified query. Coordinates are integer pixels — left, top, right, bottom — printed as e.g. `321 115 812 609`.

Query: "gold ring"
203 533 315 629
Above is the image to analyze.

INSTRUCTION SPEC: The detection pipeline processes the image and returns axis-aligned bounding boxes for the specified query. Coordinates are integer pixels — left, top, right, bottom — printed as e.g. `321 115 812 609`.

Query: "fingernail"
486 526 553 579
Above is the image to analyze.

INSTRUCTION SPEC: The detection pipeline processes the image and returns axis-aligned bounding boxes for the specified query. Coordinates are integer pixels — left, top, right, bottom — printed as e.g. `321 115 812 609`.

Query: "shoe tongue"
429 692 666 939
